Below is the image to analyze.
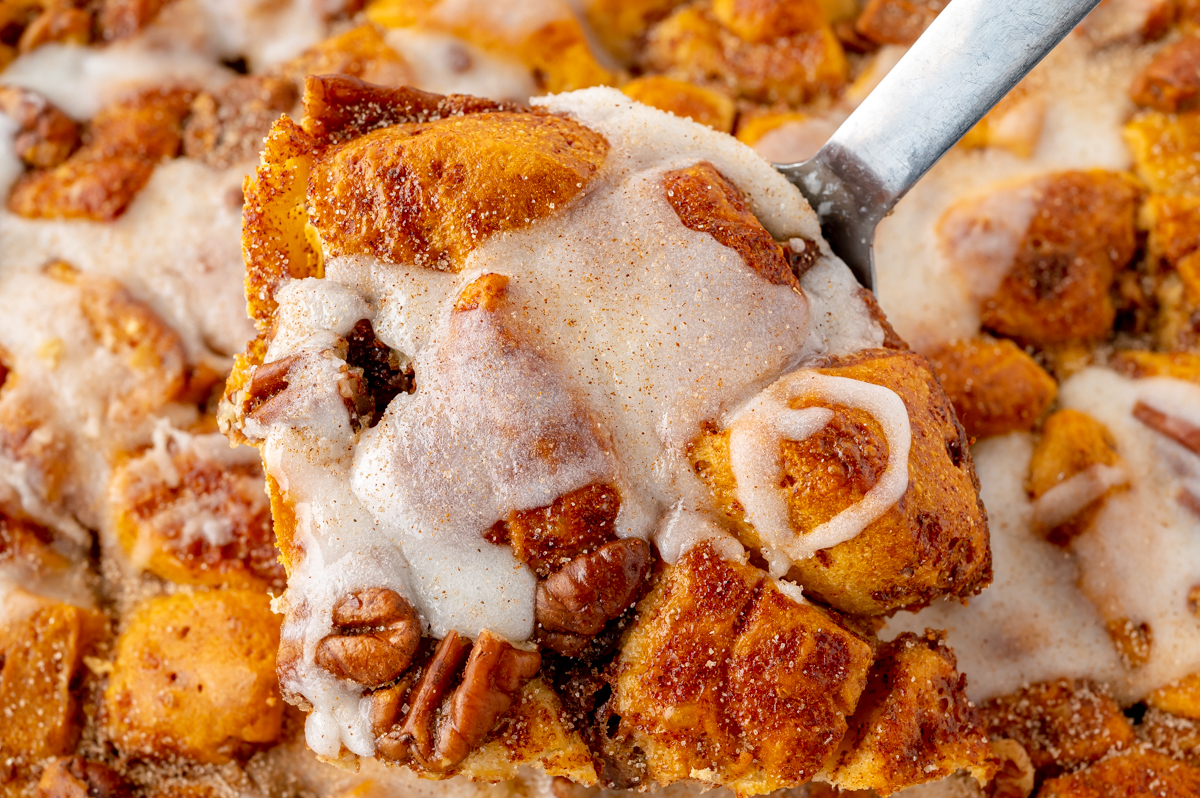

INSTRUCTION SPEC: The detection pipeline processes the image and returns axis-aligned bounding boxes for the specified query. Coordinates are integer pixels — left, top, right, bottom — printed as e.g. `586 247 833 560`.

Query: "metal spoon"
777 0 1103 290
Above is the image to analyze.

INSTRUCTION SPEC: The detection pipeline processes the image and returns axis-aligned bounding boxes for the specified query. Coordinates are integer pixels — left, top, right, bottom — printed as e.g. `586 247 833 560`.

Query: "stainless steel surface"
775 0 1103 290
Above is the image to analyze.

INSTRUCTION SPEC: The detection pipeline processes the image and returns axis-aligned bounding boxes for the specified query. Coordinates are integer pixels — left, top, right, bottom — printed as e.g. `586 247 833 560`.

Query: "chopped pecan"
35 757 130 798
430 630 541 771
182 75 297 169
245 354 300 422
400 630 471 761
315 588 420 687
986 738 1035 798
344 319 413 427
1133 401 1200 455
370 673 416 764
0 86 79 169
536 538 652 638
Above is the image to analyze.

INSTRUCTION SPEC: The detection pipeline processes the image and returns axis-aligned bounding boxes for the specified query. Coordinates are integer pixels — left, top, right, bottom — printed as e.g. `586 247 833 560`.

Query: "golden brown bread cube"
615 542 874 795
109 439 284 590
0 604 103 767
1149 672 1200 721
234 116 321 335
1140 708 1200 768
828 631 997 795
924 336 1057 441
277 24 410 88
365 0 613 92
1112 350 1200 384
585 0 688 62
643 4 848 106
621 76 735 132
941 170 1139 347
0 86 79 169
1138 193 1200 349
1028 409 1124 545
1131 37 1200 113
1038 748 1200 798
663 161 797 287
104 590 283 764
1126 110 1200 194
307 110 608 269
854 0 946 46
8 88 191 221
981 679 1136 779
487 482 620 579
18 6 91 53
711 0 826 42
689 348 991 616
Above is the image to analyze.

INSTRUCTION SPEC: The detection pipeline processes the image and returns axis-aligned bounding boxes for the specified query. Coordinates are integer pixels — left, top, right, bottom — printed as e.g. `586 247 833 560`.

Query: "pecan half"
245 355 300 422
400 630 471 761
371 672 416 764
536 538 652 638
0 86 79 169
430 630 541 771
315 588 420 687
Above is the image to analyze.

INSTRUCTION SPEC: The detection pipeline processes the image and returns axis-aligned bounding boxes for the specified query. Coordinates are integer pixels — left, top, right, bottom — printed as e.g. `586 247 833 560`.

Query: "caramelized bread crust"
690 347 991 616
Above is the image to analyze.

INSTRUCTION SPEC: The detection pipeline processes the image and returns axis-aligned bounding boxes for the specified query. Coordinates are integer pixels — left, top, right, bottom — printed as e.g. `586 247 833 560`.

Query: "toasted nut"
315 588 420 687
36 757 130 798
245 355 300 421
431 630 541 771
0 86 80 169
536 538 651 637
370 673 416 764
400 630 471 761
182 75 298 169
987 738 1034 798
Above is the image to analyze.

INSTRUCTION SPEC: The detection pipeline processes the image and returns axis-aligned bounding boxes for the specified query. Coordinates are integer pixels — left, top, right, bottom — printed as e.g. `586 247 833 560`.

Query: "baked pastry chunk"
221 77 994 794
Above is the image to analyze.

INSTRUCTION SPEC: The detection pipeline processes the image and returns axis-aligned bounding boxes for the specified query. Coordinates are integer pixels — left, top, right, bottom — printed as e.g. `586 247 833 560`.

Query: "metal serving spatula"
777 0 1103 291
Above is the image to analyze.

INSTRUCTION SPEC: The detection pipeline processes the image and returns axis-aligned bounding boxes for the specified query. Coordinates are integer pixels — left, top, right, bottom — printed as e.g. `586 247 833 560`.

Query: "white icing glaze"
885 433 1125 702
886 369 1200 703
727 370 911 573
123 421 265 566
1 43 229 121
1030 462 1129 533
259 89 886 755
1059 370 1200 699
653 505 747 566
0 158 255 361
